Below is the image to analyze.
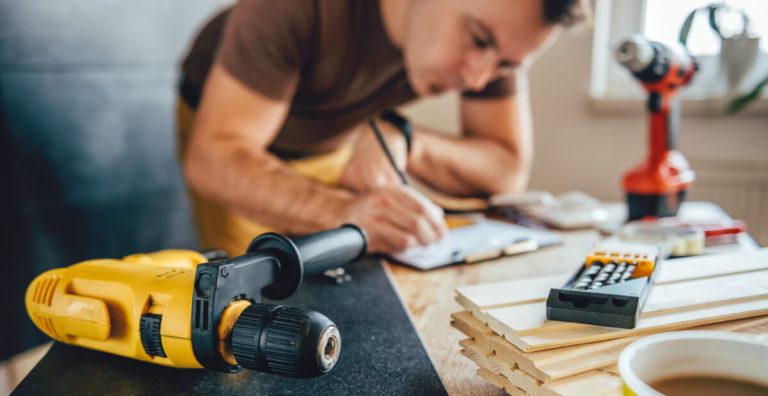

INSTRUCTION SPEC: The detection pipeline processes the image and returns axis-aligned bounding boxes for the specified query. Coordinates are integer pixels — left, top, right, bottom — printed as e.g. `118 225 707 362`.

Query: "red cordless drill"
615 35 698 220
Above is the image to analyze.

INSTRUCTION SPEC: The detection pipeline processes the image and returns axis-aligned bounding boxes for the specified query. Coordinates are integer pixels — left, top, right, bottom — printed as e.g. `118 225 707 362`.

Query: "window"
590 0 768 108
644 0 768 55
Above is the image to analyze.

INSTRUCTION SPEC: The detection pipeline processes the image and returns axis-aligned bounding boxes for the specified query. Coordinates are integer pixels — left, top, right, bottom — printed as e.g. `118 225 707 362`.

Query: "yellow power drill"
25 225 367 378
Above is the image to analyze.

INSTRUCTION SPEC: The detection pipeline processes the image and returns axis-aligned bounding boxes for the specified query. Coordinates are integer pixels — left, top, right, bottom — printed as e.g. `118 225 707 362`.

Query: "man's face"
401 0 559 96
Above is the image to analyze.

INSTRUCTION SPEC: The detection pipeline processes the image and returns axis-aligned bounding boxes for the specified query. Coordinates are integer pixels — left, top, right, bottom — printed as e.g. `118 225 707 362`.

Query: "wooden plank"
539 366 621 396
464 317 768 396
460 317 768 395
453 311 550 381
456 248 768 313
476 367 528 396
735 320 768 340
655 249 768 284
453 312 634 383
453 310 768 383
464 338 622 396
456 274 568 317
486 269 768 337
642 270 768 316
515 299 768 351
451 311 497 353
461 339 542 394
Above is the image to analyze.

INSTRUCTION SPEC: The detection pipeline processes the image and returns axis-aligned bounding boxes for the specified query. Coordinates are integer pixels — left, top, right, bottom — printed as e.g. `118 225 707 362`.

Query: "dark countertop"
14 259 447 395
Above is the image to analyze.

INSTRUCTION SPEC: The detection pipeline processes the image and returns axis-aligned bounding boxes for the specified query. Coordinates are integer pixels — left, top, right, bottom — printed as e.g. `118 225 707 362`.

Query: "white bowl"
619 330 768 395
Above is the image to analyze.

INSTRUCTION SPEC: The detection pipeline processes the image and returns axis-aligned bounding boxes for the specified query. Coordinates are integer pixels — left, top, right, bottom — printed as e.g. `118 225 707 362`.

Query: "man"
179 0 586 255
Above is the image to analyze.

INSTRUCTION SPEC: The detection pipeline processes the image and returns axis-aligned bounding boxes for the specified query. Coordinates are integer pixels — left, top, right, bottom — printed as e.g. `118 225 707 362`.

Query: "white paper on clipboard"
390 219 562 270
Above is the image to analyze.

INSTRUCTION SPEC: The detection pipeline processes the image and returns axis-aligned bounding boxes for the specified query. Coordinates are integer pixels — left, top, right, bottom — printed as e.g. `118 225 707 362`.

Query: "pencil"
368 118 409 185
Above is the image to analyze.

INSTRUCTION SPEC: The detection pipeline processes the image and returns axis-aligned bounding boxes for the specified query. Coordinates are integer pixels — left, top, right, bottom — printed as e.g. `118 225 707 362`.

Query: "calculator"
546 243 661 329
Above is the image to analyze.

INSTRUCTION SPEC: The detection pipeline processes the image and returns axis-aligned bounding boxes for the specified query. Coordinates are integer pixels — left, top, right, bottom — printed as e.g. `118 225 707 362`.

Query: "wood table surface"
384 202 759 395
386 229 601 395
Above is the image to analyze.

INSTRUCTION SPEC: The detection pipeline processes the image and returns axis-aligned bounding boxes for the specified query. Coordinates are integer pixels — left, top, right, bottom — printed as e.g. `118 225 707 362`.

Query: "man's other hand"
341 186 448 253
339 119 407 192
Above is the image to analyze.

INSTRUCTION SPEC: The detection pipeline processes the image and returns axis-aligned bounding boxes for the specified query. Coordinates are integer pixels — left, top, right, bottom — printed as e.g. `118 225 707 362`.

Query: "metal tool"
26 225 367 377
615 35 698 220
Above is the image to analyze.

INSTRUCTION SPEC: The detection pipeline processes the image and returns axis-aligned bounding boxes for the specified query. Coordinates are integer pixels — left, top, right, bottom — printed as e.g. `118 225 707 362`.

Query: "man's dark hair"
542 0 590 27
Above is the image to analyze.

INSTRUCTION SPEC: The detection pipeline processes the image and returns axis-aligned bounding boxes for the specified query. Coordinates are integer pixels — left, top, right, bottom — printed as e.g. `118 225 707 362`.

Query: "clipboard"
389 218 562 270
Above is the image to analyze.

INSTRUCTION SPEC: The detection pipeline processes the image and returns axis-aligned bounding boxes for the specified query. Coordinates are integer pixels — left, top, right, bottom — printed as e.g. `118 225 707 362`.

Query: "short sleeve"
216 0 315 100
461 72 517 99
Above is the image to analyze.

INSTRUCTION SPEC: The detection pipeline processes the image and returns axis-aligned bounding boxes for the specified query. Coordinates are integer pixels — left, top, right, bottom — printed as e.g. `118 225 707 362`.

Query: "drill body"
25 226 367 377
615 35 698 220
27 250 207 368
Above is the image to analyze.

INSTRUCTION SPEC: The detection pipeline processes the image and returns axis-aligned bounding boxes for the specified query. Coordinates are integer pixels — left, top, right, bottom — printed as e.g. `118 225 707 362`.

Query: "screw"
221 267 229 277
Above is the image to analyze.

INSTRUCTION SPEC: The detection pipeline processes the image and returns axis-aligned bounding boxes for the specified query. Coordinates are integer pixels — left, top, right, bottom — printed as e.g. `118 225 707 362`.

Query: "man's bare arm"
185 64 355 234
184 64 445 251
406 74 533 197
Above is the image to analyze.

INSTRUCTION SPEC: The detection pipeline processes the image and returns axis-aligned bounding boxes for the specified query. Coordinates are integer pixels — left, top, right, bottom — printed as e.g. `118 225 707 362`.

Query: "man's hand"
338 120 407 193
341 185 448 253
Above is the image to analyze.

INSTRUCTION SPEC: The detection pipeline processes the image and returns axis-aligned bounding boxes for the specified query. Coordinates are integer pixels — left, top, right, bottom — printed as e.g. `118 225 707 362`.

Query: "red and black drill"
615 35 698 220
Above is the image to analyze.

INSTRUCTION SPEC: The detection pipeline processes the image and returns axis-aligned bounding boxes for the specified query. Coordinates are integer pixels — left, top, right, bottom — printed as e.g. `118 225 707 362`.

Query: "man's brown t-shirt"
181 0 515 155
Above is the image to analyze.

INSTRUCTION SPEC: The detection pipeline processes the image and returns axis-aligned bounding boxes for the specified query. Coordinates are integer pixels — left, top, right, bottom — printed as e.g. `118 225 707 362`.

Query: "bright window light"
643 0 768 55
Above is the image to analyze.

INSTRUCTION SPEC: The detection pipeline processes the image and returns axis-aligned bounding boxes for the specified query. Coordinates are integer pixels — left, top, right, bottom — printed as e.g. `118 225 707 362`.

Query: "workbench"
386 202 759 395
16 203 757 395
15 259 447 395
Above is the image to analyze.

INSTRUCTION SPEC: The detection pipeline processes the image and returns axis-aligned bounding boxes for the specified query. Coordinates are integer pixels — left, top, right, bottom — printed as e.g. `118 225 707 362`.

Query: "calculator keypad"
571 261 637 290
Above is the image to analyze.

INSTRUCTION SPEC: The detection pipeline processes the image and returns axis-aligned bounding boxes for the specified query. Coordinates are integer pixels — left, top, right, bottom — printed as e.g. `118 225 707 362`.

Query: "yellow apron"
176 100 353 255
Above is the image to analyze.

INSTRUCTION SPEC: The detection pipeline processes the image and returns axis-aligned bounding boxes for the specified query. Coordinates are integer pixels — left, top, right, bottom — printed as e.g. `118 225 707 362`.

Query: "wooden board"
486 269 768 337
462 339 622 396
540 366 621 396
459 318 768 395
653 249 768 283
461 339 542 394
455 249 768 352
508 298 768 352
477 367 527 396
455 274 568 318
452 311 768 383
456 249 768 318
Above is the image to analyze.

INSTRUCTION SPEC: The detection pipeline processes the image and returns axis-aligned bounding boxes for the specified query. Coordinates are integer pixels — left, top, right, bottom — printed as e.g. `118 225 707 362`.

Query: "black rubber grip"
295 224 367 275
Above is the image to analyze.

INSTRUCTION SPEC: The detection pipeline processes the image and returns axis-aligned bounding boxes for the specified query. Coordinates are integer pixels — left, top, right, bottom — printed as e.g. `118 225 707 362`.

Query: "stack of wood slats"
452 248 768 395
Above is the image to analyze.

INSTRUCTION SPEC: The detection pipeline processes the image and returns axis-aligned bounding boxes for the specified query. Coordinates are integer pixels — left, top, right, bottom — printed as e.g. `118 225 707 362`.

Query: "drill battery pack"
546 243 662 329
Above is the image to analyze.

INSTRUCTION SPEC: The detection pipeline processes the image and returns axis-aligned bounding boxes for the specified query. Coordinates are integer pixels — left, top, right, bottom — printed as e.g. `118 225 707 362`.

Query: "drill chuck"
615 36 654 73
231 304 341 377
614 35 696 86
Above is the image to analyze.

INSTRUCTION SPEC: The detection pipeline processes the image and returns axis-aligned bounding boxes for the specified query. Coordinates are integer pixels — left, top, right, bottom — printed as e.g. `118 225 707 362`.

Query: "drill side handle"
248 225 367 300
295 224 368 276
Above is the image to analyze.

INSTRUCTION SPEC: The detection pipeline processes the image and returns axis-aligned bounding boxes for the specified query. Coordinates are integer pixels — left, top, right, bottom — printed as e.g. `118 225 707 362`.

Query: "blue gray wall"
0 0 232 358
